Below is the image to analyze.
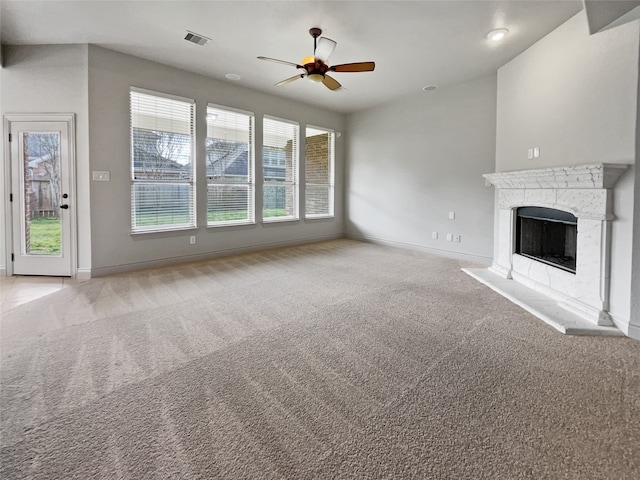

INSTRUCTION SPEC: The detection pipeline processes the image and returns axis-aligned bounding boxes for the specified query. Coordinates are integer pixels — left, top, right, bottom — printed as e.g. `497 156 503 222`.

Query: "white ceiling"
1 0 583 114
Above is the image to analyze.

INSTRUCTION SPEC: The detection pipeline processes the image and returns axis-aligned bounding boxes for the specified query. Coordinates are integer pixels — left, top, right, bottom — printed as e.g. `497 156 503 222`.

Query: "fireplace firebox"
515 207 577 274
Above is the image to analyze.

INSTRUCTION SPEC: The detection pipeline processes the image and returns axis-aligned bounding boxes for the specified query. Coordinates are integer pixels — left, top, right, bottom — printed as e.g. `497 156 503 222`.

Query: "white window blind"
305 126 335 218
263 116 299 221
206 105 255 226
130 89 195 232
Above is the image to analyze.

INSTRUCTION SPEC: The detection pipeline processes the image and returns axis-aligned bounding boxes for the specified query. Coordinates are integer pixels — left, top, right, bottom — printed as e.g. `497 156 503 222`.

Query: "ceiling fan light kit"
258 28 375 91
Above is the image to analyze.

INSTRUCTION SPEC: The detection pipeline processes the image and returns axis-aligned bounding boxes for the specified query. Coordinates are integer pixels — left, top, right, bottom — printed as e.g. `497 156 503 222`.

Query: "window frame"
130 87 196 234
304 125 335 219
262 115 300 223
206 103 256 227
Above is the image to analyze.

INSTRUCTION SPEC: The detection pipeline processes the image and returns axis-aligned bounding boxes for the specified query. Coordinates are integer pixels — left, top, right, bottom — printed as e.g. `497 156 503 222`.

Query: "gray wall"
0 45 92 275
345 76 497 263
86 45 345 276
1 44 345 277
496 11 637 171
496 10 639 335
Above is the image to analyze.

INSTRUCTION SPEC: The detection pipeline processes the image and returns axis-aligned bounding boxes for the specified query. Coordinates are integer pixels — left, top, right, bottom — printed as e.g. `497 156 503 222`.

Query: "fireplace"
515 207 577 274
463 163 628 335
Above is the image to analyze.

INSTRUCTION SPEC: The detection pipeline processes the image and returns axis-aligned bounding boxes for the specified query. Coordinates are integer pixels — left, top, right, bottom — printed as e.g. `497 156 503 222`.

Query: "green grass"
29 217 61 254
208 210 249 222
263 208 288 218
207 209 288 222
134 208 291 228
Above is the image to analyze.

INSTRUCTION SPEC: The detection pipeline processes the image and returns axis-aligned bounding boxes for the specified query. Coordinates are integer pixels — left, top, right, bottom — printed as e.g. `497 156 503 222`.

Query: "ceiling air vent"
184 31 211 46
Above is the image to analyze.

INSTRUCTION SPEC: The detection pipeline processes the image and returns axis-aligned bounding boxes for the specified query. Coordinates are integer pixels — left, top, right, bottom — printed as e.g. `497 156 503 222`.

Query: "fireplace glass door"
515 207 577 274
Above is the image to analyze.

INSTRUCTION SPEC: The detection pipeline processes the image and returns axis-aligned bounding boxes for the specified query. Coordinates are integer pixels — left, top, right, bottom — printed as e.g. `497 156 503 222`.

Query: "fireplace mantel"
465 163 629 336
484 164 628 221
484 163 628 190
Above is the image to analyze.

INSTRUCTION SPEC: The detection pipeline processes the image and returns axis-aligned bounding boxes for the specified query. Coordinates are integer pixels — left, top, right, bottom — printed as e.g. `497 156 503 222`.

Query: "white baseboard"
0 265 6 277
627 322 640 341
609 313 628 333
346 232 492 266
76 268 92 280
86 233 343 277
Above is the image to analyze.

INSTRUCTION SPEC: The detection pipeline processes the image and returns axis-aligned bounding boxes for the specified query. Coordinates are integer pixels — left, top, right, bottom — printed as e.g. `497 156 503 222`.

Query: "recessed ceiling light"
225 73 241 81
184 31 211 46
423 85 437 91
487 28 509 42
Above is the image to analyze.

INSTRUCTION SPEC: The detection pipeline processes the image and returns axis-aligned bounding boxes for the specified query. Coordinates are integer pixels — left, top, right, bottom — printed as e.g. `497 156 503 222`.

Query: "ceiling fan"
258 28 375 91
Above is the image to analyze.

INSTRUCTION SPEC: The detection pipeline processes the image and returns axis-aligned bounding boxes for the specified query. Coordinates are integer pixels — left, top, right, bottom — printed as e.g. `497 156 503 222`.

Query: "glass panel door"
9 117 74 277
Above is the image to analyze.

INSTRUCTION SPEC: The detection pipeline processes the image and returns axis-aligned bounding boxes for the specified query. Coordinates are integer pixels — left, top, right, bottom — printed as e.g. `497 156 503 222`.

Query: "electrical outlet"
454 234 461 243
527 148 534 160
189 236 196 245
432 232 438 240
448 211 455 220
533 147 540 158
446 233 453 242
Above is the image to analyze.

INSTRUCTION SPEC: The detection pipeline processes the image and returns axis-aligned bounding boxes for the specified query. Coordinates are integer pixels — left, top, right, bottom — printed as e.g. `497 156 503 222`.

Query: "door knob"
60 204 69 209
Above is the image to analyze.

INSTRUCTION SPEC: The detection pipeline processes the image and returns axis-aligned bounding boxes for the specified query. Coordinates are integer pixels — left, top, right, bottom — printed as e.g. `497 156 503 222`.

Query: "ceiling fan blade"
322 75 342 91
330 62 375 73
275 74 305 86
258 56 302 68
314 37 337 63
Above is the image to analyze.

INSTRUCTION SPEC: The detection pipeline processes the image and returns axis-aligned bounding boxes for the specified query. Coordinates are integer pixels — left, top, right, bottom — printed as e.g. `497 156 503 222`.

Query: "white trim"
305 214 335 221
130 226 198 237
262 217 300 225
628 323 640 341
3 117 11 276
609 312 630 336
306 124 335 134
207 103 254 117
3 113 78 278
76 268 92 280
130 86 195 105
263 114 299 126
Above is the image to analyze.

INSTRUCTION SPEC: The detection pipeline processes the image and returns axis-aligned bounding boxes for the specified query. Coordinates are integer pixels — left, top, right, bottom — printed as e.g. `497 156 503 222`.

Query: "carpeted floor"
1 239 639 479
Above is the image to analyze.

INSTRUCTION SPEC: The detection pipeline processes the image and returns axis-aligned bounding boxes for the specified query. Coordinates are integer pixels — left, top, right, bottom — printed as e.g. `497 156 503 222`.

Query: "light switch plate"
92 171 110 181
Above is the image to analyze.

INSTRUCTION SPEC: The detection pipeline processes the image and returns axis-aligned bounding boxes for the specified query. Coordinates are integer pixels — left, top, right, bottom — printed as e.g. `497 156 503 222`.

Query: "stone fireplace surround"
464 163 628 336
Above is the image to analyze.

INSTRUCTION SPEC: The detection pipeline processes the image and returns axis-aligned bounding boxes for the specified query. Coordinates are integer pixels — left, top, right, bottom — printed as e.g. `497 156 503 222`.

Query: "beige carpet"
1 239 638 479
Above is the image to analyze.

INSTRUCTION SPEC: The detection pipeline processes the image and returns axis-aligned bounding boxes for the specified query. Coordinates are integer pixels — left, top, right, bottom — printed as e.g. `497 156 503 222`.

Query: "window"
263 116 299 221
305 126 335 218
130 88 195 232
206 105 255 226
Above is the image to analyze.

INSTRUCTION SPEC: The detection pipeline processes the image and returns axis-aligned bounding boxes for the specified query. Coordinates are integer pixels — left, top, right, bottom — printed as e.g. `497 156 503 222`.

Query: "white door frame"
3 113 78 277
